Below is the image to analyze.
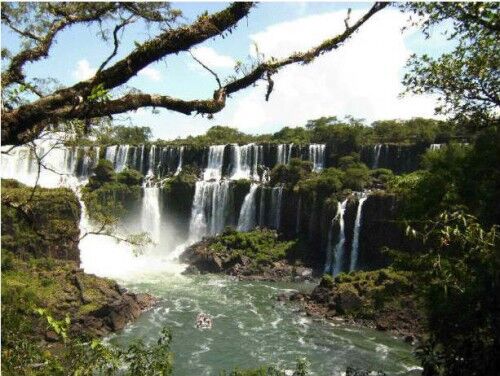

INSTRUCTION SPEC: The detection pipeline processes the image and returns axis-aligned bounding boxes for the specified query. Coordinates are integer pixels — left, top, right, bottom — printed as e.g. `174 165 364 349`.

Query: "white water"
115 145 130 172
237 183 258 231
429 143 443 151
105 145 118 167
372 144 383 169
174 146 184 176
333 199 348 276
141 187 162 244
203 145 225 181
276 144 289 165
349 193 368 272
309 144 326 172
230 144 261 180
188 180 231 240
1 140 186 281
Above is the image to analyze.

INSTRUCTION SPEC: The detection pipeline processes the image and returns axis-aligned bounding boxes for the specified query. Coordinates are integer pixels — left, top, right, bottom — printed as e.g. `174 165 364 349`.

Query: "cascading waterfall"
349 193 368 272
105 145 118 167
372 144 383 169
237 183 258 231
309 144 326 172
115 145 130 172
276 144 293 165
188 180 230 239
141 186 162 244
174 146 184 176
147 145 157 176
187 145 232 241
332 199 348 276
203 145 225 181
429 143 443 151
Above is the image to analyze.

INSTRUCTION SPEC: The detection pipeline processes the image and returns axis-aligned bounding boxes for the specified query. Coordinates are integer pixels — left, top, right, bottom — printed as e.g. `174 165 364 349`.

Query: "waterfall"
349 193 368 272
174 146 184 176
372 144 382 169
79 147 92 178
309 144 326 172
147 145 157 176
429 143 443 151
115 145 130 172
237 183 258 231
188 180 230 239
93 146 101 168
203 145 225 181
141 187 162 244
270 185 284 230
2 142 82 187
276 144 292 165
105 145 118 167
332 199 348 276
253 144 263 180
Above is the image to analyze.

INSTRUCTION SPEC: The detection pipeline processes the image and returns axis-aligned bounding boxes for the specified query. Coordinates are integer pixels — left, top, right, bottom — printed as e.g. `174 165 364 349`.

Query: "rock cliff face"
1 179 157 341
360 143 428 173
1 179 81 261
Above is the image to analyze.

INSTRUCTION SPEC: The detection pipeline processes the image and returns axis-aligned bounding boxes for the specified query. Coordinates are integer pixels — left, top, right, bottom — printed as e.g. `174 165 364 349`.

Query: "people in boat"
196 313 212 329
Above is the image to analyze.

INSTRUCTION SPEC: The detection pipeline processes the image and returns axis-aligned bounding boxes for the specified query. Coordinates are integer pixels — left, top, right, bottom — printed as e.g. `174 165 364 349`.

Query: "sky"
1 2 455 141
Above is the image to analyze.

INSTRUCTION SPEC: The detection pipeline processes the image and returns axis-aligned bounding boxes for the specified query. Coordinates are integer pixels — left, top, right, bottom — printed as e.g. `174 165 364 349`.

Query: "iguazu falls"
1 2 498 376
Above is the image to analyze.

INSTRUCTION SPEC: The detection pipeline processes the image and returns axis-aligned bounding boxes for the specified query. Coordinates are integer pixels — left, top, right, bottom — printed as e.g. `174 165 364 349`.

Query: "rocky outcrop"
286 269 424 340
180 230 314 282
1 179 81 261
1 180 158 342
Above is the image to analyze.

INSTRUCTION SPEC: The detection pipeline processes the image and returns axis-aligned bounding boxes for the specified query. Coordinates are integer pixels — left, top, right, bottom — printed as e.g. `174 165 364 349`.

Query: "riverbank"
282 269 425 342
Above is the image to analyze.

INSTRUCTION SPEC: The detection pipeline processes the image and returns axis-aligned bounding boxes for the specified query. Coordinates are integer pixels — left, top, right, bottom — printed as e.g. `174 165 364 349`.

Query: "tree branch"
1 2 388 146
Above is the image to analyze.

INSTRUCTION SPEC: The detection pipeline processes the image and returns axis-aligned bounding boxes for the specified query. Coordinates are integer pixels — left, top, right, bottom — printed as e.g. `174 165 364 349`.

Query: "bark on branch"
1 2 387 146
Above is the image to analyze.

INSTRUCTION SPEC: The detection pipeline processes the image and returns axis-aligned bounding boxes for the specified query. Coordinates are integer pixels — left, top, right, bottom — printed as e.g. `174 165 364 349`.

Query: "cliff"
1 179 156 346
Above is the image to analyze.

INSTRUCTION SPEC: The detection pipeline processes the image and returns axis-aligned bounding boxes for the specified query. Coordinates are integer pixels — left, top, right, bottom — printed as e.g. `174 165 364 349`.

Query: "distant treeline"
70 116 470 148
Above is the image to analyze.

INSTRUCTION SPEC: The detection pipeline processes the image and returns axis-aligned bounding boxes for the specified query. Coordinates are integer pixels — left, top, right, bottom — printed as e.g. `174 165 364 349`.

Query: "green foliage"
1 181 81 259
270 158 312 187
391 211 498 376
401 3 499 127
208 228 297 267
221 358 310 376
390 132 499 226
1 252 174 375
83 160 143 221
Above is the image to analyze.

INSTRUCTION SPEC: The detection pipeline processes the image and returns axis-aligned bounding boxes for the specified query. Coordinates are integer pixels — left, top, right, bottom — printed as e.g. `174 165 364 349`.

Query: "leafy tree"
1 2 388 145
401 3 499 127
391 211 498 376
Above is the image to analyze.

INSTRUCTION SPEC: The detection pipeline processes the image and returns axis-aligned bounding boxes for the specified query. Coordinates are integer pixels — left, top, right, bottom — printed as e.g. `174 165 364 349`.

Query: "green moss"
1 181 81 260
206 228 297 269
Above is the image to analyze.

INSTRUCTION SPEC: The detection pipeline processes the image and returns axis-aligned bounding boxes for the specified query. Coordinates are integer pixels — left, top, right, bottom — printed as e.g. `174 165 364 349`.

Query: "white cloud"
219 9 438 133
72 59 96 81
138 66 162 81
190 46 235 69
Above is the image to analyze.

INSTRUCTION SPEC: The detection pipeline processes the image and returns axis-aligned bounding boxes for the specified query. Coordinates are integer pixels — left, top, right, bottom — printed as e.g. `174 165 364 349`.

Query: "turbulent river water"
2 140 421 375
102 273 419 376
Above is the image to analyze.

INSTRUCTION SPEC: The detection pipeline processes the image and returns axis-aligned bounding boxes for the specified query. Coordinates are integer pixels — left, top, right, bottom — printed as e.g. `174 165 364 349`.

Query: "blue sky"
2 2 455 140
